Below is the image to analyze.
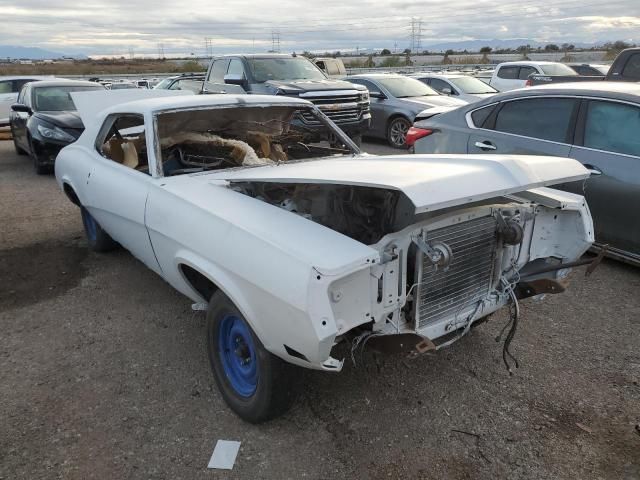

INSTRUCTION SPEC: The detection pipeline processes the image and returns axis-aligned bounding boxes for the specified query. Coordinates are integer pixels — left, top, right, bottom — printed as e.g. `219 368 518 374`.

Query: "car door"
348 78 387 137
0 79 17 123
467 96 578 157
10 85 31 150
564 99 640 256
84 113 162 273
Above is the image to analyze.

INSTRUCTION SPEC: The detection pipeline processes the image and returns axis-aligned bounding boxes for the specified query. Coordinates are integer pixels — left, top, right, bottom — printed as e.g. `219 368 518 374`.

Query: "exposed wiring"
495 276 521 374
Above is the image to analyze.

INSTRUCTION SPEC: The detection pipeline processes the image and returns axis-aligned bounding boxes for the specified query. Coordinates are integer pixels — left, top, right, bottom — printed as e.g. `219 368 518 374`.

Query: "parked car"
202 54 370 144
9 80 105 173
528 48 640 86
347 73 467 147
567 63 610 76
489 61 578 91
411 72 498 102
0 76 53 126
313 57 347 77
472 69 495 85
410 82 640 265
109 81 138 90
153 73 206 94
56 90 593 422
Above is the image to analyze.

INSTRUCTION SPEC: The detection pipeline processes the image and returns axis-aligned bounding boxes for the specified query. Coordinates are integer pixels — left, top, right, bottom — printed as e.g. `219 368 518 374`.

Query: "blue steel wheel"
207 290 299 423
218 314 259 397
79 206 118 252
81 207 98 244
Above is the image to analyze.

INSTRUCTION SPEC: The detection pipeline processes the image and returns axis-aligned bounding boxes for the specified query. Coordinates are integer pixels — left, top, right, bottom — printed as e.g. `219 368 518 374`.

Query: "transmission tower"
157 43 165 59
409 17 423 53
204 37 212 57
271 30 281 53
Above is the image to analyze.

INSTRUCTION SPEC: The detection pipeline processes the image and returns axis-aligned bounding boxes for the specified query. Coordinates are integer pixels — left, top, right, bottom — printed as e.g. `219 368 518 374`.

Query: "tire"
13 139 27 156
387 116 411 149
349 133 363 147
207 290 298 423
28 136 51 175
80 206 118 252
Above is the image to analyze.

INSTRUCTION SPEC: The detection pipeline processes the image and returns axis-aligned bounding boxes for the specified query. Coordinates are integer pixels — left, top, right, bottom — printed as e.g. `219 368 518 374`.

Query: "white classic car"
56 91 595 422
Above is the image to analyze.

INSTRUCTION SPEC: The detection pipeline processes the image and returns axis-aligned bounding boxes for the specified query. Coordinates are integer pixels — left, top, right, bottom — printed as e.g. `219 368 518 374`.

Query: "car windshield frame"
539 64 578 76
32 85 104 112
247 57 327 83
375 76 439 98
448 76 497 94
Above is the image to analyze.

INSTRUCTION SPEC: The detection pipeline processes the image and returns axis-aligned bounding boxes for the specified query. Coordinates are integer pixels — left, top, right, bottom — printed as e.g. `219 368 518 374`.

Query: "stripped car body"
56 91 593 420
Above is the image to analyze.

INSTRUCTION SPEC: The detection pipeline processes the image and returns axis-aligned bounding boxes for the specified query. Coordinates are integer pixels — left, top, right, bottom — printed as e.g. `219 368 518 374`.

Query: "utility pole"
271 29 280 53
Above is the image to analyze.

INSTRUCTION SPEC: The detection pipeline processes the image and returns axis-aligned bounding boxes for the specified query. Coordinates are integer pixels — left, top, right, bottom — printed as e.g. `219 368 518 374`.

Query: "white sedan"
56 91 594 422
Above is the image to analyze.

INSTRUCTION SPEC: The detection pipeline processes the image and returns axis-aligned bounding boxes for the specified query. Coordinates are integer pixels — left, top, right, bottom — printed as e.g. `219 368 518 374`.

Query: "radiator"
415 215 498 330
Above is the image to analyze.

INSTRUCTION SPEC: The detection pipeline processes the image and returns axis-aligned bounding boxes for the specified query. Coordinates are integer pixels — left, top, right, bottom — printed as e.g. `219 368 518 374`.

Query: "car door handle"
584 164 602 176
474 141 497 151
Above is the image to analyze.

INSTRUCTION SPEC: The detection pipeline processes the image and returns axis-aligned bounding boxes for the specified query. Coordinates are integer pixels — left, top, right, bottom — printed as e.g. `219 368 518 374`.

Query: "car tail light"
406 127 433 147
525 79 533 87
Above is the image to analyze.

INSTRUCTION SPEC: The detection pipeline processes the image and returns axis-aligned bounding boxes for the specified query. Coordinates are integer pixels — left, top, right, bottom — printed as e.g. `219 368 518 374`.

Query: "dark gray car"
347 74 467 148
412 82 640 265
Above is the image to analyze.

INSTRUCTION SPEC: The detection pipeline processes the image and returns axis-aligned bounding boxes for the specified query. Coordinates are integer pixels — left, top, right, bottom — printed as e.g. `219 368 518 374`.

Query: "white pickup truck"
489 62 579 91
56 90 595 423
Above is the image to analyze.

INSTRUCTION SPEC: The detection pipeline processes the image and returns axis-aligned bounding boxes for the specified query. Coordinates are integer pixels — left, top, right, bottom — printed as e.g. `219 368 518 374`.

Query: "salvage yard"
0 138 639 479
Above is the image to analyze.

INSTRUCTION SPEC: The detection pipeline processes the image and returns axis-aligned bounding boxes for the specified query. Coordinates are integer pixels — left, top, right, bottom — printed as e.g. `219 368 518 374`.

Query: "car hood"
205 154 590 213
264 79 365 93
400 96 467 108
33 111 84 129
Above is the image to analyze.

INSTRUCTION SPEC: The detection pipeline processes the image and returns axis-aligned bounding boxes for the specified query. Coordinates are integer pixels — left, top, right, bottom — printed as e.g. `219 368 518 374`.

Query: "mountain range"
0 45 86 60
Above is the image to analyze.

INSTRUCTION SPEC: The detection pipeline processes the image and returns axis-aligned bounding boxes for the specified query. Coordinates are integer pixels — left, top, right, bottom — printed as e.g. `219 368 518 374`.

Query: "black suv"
202 54 370 144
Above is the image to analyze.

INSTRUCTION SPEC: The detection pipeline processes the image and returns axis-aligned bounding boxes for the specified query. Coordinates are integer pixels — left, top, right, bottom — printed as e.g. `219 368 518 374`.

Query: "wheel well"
387 114 411 130
63 183 81 207
179 264 219 302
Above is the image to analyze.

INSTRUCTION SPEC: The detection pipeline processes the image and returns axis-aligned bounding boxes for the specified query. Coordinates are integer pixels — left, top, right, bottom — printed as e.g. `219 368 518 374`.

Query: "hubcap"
218 314 258 397
390 119 410 147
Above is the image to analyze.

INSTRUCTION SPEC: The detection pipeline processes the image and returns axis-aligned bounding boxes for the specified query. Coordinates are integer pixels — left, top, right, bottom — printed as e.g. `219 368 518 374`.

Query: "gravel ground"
1 139 639 480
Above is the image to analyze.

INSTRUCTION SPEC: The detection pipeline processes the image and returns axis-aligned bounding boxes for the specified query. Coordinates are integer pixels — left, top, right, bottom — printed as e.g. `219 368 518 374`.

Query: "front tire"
13 139 27 156
207 290 298 423
387 117 411 149
80 206 118 252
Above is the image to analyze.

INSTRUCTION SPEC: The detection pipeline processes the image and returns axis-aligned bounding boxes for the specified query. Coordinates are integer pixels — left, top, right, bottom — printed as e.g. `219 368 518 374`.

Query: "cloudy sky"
0 0 638 56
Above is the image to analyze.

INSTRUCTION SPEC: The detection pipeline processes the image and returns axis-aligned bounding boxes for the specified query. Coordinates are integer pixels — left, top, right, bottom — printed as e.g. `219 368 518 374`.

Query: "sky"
0 0 639 56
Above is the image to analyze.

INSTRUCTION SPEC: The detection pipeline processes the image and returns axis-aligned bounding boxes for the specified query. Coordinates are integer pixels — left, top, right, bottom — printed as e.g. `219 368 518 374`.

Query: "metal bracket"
411 232 453 271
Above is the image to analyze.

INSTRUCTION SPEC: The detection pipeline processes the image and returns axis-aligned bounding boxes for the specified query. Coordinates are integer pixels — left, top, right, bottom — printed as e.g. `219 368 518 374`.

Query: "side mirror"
224 73 246 86
11 103 32 114
369 91 386 99
441 87 452 95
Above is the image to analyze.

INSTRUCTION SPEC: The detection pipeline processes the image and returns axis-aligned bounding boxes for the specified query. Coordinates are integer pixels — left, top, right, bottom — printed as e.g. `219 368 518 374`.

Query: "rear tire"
80 206 118 252
207 290 298 423
387 116 411 149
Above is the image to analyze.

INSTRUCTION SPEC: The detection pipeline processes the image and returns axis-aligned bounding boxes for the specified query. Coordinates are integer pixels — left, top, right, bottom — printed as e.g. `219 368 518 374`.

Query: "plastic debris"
207 440 241 470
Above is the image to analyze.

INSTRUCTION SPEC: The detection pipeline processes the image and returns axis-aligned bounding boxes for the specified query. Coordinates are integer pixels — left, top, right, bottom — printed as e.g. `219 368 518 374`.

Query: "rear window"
583 101 640 156
493 98 577 143
470 104 496 127
539 64 578 76
621 53 640 80
497 66 519 79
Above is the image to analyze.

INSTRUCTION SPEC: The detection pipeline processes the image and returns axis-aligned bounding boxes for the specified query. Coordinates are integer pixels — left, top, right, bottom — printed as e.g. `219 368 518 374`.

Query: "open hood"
210 154 590 213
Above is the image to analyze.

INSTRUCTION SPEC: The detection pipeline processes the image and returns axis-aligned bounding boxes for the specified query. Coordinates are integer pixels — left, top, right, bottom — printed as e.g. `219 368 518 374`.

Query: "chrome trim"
299 89 361 97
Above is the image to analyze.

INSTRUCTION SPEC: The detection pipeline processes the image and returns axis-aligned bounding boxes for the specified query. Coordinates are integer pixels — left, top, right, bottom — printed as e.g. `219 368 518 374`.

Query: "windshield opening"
33 85 103 111
376 76 439 97
540 64 578 76
248 57 327 83
448 76 497 94
155 105 356 177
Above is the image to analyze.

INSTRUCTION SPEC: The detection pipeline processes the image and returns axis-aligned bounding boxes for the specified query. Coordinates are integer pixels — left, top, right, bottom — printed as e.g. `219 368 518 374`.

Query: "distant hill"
0 45 86 60
423 39 599 52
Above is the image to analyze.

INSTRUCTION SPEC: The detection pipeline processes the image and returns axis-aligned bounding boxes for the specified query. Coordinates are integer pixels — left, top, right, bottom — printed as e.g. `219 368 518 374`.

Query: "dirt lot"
1 139 639 480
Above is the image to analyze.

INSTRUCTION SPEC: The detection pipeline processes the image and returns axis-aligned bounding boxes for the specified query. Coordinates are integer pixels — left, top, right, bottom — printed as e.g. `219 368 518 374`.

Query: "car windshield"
248 57 326 83
448 76 497 94
376 76 438 97
33 85 103 111
154 77 173 89
540 64 578 76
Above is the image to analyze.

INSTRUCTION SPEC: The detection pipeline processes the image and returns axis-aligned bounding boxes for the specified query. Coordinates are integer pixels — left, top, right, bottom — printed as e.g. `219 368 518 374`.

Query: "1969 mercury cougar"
56 90 594 422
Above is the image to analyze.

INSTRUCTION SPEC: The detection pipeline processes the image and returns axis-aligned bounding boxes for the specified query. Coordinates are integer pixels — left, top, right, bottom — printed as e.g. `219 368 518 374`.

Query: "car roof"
0 75 56 81
412 73 468 79
213 53 296 59
496 61 563 67
349 73 405 79
30 79 102 88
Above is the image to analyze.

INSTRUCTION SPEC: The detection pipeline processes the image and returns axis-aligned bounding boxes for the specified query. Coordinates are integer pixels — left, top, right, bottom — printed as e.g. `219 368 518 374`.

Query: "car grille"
416 216 498 330
299 107 363 124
